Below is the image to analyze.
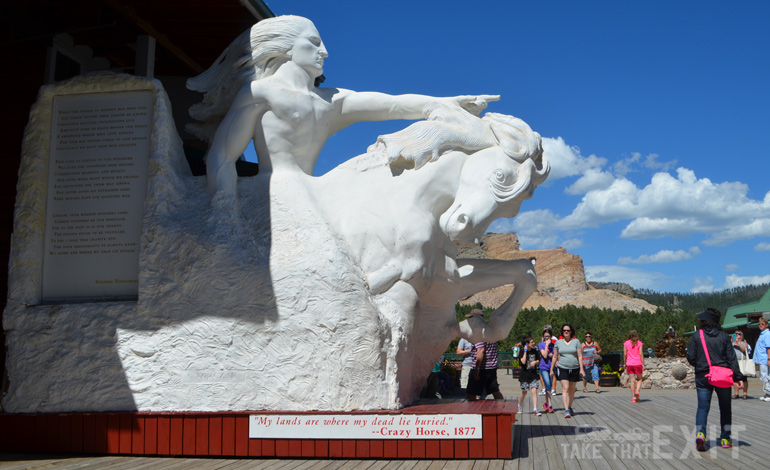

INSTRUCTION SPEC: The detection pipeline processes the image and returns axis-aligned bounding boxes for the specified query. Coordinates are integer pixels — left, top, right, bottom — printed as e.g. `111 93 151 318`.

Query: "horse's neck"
406 151 466 215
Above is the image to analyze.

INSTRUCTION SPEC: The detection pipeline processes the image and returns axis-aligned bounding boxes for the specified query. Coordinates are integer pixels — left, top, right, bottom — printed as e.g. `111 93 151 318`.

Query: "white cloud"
560 238 584 250
706 219 770 246
723 274 770 289
756 242 770 251
541 137 606 182
725 264 740 272
560 178 641 229
618 246 701 265
691 277 715 293
612 152 677 177
547 166 770 245
643 153 677 172
509 209 562 249
584 265 668 291
565 168 615 195
612 153 641 177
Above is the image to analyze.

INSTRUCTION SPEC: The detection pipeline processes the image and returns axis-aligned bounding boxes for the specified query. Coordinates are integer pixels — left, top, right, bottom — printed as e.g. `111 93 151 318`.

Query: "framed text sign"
249 414 483 440
42 91 152 300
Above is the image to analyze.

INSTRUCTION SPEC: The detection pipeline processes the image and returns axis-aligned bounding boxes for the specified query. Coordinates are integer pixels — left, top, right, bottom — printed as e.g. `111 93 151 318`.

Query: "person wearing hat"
687 308 745 451
465 309 504 401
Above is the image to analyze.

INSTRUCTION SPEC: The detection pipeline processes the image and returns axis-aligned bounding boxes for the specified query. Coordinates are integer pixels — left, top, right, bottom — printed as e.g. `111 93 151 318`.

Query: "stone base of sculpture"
3 69 546 413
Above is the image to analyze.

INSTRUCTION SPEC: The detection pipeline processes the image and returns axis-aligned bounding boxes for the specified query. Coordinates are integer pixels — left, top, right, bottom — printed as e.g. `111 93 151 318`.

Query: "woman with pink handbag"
686 308 745 451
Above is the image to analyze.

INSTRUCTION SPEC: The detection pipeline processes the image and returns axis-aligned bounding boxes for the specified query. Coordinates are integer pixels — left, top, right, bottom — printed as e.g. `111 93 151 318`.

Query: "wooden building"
0 0 274 397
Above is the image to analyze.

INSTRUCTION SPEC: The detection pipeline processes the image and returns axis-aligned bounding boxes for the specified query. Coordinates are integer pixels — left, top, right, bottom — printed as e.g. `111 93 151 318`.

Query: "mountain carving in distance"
456 233 657 313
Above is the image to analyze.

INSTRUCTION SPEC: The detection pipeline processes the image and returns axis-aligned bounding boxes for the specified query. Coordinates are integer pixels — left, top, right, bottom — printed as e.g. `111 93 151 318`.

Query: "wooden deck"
1 378 767 469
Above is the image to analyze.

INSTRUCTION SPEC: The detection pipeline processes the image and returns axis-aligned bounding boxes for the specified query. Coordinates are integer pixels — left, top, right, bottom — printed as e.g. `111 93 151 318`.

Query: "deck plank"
1 377 768 469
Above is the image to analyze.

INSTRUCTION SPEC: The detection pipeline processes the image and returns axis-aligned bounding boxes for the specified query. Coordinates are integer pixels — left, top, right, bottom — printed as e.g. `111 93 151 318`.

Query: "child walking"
518 337 542 416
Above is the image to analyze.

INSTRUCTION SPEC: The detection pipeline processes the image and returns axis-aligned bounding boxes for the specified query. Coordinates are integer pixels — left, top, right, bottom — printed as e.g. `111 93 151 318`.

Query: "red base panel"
0 401 515 459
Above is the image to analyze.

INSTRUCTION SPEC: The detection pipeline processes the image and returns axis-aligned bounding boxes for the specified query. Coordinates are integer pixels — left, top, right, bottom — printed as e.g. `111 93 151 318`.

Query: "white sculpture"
179 15 550 408
186 15 497 195
0 16 549 414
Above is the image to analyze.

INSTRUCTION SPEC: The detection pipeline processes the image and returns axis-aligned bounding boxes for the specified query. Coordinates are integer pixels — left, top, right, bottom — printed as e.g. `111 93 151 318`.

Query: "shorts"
583 364 600 381
558 367 580 382
520 379 540 391
626 365 643 376
467 368 500 396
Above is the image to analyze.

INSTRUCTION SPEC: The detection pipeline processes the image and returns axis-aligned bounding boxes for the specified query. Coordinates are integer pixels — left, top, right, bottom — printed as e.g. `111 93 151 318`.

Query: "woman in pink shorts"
623 330 645 402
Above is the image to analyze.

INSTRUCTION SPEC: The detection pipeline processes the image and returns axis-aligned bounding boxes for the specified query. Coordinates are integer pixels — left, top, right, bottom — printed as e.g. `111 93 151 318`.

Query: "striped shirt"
474 342 498 369
583 342 597 366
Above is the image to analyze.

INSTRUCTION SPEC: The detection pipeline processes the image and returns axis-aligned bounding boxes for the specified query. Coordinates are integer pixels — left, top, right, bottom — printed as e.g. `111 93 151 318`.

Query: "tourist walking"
687 308 745 451
517 337 542 416
465 311 504 402
538 329 555 413
551 323 584 418
456 337 475 389
582 332 602 393
755 316 770 401
731 331 751 399
623 330 645 402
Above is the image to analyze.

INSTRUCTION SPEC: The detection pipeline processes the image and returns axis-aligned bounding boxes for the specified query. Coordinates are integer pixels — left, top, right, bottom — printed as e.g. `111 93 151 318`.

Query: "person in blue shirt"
754 316 770 401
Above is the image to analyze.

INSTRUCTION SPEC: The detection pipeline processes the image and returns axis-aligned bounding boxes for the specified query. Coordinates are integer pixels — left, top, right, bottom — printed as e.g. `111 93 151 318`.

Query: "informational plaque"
42 91 152 300
249 414 482 440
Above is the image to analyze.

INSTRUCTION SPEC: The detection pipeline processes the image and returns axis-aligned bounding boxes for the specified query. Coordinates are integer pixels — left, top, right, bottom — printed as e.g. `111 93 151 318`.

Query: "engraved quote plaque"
42 91 152 300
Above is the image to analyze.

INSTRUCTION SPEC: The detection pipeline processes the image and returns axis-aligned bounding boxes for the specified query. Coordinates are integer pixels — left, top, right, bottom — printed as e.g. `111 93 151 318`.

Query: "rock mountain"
457 233 657 313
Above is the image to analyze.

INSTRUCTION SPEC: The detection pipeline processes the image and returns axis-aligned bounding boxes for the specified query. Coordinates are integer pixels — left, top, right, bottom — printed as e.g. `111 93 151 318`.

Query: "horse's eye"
493 169 512 184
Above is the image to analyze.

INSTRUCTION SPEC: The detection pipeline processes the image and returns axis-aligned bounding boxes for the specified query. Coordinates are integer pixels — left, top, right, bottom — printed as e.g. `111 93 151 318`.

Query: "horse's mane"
340 104 546 175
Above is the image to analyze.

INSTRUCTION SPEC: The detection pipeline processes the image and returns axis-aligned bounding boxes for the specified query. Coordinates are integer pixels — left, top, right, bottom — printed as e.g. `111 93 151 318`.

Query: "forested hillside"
634 283 770 315
449 283 770 357
451 303 697 356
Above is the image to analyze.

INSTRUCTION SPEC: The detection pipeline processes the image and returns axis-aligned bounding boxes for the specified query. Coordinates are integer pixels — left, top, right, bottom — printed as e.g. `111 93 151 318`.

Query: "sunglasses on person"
585 335 592 338
562 329 572 333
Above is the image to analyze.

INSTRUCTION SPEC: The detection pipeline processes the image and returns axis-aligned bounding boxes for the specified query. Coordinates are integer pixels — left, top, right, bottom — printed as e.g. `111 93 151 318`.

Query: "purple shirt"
538 341 554 370
474 342 498 369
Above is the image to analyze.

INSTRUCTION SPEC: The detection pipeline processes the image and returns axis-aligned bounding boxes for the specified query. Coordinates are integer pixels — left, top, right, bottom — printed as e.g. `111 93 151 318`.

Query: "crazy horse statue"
115 15 550 411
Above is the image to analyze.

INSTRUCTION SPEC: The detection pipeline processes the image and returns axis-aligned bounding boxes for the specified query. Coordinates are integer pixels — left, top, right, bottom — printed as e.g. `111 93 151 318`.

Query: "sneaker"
517 404 523 414
696 432 706 452
533 409 542 416
635 392 640 401
538 389 547 396
542 403 549 413
565 410 572 418
569 408 574 416
551 391 559 396
720 438 733 449
632 397 637 403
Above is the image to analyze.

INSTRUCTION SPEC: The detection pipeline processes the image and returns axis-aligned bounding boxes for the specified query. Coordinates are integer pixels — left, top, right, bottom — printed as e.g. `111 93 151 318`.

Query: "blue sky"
261 1 770 293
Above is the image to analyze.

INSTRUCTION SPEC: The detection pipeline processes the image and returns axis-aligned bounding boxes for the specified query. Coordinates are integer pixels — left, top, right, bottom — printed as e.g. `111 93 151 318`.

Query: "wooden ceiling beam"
100 0 204 74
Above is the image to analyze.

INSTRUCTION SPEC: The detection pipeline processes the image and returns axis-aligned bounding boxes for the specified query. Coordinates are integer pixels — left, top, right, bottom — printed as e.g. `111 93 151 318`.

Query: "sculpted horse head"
439 113 549 243
352 105 549 243
323 105 548 298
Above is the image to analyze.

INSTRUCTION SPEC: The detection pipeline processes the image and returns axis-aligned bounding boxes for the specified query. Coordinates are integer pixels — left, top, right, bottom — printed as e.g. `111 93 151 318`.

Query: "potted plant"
599 364 621 387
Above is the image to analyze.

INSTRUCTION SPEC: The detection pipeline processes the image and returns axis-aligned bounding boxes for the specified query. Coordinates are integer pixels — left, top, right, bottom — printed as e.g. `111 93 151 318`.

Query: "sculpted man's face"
289 28 328 78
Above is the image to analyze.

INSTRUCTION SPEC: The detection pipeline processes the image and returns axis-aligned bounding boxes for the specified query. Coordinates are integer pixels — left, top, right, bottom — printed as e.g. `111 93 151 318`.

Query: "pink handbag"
699 330 734 388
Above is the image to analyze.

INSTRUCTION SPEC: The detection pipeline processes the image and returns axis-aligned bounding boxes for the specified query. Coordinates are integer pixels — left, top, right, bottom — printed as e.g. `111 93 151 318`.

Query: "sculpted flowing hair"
186 15 317 142
345 104 549 195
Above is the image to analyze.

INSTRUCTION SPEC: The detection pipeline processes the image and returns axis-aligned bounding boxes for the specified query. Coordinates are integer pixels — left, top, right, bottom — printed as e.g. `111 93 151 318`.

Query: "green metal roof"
723 287 770 329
